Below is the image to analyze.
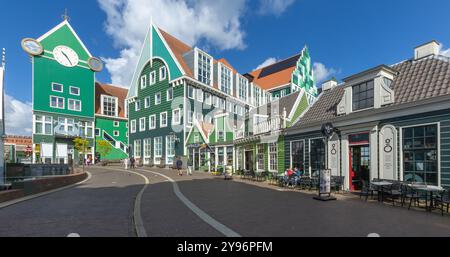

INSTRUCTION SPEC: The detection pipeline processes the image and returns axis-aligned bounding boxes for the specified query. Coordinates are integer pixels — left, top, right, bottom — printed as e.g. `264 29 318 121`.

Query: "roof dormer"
337 65 396 115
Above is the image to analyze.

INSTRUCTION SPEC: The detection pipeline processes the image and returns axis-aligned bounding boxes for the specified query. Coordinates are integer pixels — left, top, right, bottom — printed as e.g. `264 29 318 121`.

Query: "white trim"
67 98 82 112
139 117 146 132
144 96 151 108
159 66 167 81
101 95 119 117
160 112 168 128
290 139 306 171
52 82 63 93
140 75 147 89
149 114 156 130
308 137 324 176
155 92 161 105
154 25 186 76
69 86 80 96
150 71 156 85
167 88 173 101
113 121 120 127
49 95 64 109
113 130 120 137
130 119 137 133
172 108 181 125
37 20 92 57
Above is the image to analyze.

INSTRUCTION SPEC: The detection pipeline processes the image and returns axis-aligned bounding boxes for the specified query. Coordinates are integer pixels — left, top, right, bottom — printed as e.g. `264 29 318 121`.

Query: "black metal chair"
360 180 377 201
299 177 311 190
383 181 402 206
434 190 450 216
310 177 319 191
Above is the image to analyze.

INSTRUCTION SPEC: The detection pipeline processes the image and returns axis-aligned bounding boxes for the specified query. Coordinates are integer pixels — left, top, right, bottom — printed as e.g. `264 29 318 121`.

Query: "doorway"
193 149 200 171
245 150 253 171
349 145 370 191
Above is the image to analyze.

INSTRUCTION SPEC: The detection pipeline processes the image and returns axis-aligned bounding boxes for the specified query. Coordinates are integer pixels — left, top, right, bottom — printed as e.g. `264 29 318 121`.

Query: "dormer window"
352 80 374 111
196 50 212 85
220 64 232 95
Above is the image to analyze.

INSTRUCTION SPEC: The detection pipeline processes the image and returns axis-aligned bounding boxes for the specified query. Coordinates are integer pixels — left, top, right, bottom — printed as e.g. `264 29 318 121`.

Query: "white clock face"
53 46 79 67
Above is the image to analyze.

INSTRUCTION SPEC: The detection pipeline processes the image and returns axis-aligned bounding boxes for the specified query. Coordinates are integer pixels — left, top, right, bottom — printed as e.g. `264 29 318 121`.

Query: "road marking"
100 167 149 238
0 172 92 210
139 169 241 238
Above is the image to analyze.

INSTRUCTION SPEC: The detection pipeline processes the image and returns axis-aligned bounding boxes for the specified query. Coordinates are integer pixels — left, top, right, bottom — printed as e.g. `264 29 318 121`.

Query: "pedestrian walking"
187 157 193 176
124 157 130 170
130 156 136 169
176 157 183 176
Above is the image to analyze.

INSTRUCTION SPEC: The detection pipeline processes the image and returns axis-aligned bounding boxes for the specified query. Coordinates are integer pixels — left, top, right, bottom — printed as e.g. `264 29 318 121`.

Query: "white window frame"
197 88 204 102
34 115 53 135
290 139 306 173
130 119 137 133
114 121 120 127
166 135 176 165
149 115 156 130
68 98 82 112
268 142 278 172
50 95 65 109
188 85 195 99
219 63 233 95
134 140 142 158
160 112 168 128
167 88 173 101
154 137 163 160
144 138 152 158
159 66 167 81
135 99 141 112
52 83 63 93
172 108 181 125
113 130 120 137
144 96 151 108
140 75 147 89
155 92 161 105
150 71 156 85
195 49 213 86
101 95 119 117
256 143 265 171
139 117 146 132
69 86 80 96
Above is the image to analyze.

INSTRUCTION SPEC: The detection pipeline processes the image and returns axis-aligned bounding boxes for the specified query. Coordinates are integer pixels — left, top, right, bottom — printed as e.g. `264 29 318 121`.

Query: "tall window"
188 86 195 99
167 88 173 101
140 75 147 89
310 139 325 176
134 140 141 158
135 100 141 112
145 96 151 108
155 92 161 105
220 65 232 95
102 96 117 116
159 66 167 81
218 148 224 166
269 143 278 171
139 117 146 132
352 80 374 111
150 71 156 85
403 124 438 184
166 135 176 165
257 144 265 171
160 112 168 127
291 141 305 173
149 115 156 129
154 137 163 163
130 120 136 133
79 121 94 138
172 109 181 125
197 51 212 85
144 138 152 158
238 76 248 101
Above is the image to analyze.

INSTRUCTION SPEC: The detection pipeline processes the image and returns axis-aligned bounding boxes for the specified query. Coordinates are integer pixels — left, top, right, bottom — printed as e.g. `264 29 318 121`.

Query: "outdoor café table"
409 184 444 212
370 181 393 202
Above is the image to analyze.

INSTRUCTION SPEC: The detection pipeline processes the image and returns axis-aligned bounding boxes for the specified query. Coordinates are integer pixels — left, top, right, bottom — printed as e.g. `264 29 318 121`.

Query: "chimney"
322 78 338 92
414 40 440 60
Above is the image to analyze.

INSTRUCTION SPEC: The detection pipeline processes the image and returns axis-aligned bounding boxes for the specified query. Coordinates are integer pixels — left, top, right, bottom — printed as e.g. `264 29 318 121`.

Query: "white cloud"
439 44 450 57
254 57 278 70
258 0 295 16
98 0 248 87
313 62 338 84
4 94 32 136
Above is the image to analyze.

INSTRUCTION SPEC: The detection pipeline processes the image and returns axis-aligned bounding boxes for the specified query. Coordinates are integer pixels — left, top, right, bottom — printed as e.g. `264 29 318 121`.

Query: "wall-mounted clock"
53 45 79 67
21 38 44 56
88 57 103 72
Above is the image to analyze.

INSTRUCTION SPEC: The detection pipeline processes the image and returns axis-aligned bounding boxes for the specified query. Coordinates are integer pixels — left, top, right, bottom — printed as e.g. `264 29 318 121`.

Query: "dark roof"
294 55 450 128
295 86 344 127
253 91 301 117
391 56 450 105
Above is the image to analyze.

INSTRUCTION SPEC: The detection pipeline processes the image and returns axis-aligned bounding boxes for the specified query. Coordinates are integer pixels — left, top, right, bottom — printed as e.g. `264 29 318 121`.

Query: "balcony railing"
253 116 283 135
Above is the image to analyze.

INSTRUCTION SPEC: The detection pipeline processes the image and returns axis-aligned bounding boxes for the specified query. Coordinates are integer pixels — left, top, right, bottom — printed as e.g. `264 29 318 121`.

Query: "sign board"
319 169 331 195
379 125 397 180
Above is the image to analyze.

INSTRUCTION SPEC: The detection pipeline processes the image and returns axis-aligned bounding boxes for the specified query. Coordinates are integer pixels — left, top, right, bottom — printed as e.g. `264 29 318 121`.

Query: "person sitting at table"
293 167 302 185
283 168 294 187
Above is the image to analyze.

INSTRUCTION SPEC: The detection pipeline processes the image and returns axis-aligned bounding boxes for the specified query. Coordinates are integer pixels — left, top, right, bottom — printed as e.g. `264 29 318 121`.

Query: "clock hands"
61 51 73 66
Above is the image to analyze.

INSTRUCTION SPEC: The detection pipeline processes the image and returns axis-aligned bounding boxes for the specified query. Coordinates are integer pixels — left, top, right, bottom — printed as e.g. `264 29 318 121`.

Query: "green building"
128 22 318 173
94 83 129 161
22 19 103 164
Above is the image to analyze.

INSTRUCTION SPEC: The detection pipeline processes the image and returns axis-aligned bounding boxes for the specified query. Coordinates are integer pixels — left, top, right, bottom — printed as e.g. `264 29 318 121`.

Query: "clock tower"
22 19 103 165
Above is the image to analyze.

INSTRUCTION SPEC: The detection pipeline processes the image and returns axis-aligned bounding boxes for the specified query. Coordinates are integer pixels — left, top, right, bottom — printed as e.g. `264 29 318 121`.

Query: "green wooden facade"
95 117 128 160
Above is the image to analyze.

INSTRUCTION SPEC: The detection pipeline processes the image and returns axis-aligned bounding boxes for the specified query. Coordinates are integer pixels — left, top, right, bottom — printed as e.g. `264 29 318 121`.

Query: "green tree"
73 137 90 172
96 139 113 162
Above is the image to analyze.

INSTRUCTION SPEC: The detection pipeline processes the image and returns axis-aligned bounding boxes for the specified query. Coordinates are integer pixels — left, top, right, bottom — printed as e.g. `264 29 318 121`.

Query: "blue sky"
1 0 450 135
